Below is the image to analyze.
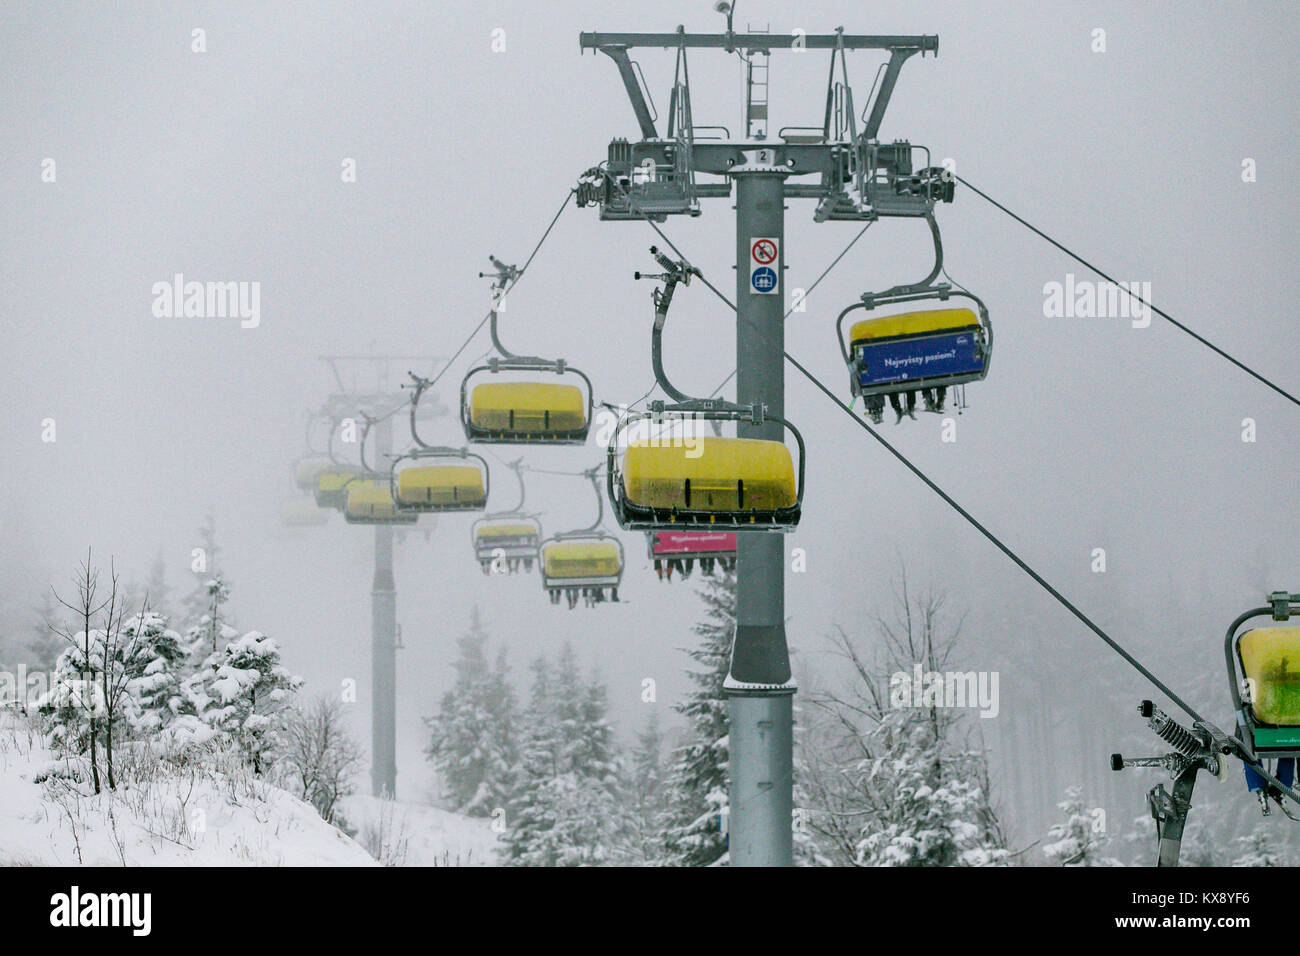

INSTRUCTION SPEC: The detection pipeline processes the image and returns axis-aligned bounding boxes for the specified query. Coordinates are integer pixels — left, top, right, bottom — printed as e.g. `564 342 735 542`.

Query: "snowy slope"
342 795 500 866
0 714 374 867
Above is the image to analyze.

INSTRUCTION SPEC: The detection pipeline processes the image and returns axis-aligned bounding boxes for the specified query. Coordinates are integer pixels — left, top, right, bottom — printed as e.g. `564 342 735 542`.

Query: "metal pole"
371 414 398 797
726 167 795 867
1155 772 1197 867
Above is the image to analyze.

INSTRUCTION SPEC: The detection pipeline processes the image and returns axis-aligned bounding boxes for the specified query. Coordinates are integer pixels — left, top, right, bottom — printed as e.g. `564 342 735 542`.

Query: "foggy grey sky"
3 1 1297 814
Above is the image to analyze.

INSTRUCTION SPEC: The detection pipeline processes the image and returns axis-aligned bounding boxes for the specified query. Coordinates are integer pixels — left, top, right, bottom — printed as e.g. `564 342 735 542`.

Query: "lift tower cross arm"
575 27 949 226
581 30 936 155
580 32 937 51
597 46 659 140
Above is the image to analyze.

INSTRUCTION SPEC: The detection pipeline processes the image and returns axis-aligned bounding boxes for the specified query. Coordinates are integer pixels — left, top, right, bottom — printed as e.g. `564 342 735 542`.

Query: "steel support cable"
351 191 576 434
620 203 1300 807
413 188 576 399
955 174 1300 409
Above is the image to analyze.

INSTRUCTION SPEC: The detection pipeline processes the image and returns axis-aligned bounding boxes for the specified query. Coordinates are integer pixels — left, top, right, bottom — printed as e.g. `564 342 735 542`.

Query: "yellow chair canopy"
346 481 401 519
850 307 980 344
396 464 487 506
470 381 586 433
1240 627 1300 727
316 468 362 493
475 522 539 541
294 457 334 491
622 437 796 512
543 540 622 579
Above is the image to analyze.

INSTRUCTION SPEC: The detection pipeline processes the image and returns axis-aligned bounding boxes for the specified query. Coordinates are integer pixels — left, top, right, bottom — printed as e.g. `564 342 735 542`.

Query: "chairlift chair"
390 373 490 514
1227 593 1300 763
344 477 418 526
470 459 541 574
607 247 805 532
293 455 335 494
314 465 365 509
459 257 594 445
539 468 625 608
836 213 992 422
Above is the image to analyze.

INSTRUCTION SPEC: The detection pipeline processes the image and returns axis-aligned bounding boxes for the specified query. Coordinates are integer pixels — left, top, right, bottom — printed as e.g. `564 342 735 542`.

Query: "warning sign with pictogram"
749 237 779 295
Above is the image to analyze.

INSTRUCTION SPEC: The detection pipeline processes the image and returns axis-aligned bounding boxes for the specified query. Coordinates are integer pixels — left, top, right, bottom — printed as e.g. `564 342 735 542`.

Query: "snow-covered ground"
341 794 500 866
0 711 374 866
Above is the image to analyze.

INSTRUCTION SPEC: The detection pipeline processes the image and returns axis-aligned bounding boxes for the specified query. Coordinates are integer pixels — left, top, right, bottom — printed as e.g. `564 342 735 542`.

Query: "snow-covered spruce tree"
43 552 114 792
620 709 667 863
119 610 190 735
424 607 518 815
186 630 302 774
564 648 622 792
658 568 734 866
805 575 1008 867
184 576 234 658
43 559 146 789
1043 786 1122 866
501 656 557 864
1231 826 1293 867
501 647 627 866
42 635 102 759
180 516 224 626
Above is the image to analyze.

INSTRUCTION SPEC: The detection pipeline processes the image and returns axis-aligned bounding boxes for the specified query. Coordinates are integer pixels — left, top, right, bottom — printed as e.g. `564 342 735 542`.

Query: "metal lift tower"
575 11 951 865
320 356 445 797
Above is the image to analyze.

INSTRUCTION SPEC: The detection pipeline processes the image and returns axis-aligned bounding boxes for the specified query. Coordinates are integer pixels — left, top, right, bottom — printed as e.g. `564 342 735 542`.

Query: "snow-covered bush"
1231 826 1293 867
1043 786 1122 866
278 694 363 826
185 630 302 774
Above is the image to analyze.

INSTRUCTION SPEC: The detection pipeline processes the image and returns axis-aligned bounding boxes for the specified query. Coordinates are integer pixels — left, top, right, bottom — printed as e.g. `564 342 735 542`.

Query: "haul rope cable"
700 175 1300 411
955 174 1300 409
402 188 577 411
603 174 1300 807
344 190 574 432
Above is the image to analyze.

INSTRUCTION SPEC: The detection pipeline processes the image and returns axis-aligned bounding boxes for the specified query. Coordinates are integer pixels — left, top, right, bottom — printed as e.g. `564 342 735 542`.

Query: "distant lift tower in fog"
320 356 445 797
575 10 949 865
